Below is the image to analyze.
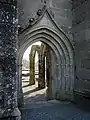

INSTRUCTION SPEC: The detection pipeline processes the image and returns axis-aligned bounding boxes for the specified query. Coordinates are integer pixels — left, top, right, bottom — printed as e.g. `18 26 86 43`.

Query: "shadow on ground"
20 101 90 120
21 78 90 120
24 93 46 105
23 87 41 96
22 84 30 88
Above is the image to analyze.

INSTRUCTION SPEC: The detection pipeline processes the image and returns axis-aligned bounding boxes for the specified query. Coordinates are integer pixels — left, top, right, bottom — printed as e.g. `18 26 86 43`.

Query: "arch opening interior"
22 41 56 106
18 6 74 107
18 26 74 106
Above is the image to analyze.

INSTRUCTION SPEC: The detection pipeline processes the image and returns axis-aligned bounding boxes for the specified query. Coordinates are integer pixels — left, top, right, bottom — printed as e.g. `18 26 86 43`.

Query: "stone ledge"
74 89 90 99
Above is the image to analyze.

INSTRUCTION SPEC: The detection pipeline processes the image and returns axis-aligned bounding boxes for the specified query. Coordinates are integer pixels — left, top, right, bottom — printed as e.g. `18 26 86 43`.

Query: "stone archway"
18 25 74 105
17 4 74 106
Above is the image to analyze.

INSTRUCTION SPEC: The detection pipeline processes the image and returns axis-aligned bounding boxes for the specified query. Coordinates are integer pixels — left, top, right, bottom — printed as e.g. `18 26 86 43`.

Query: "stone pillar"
0 63 4 117
29 55 35 85
29 45 40 85
17 64 23 107
38 54 45 89
46 46 52 100
38 43 46 89
0 1 21 119
29 45 39 85
29 52 35 85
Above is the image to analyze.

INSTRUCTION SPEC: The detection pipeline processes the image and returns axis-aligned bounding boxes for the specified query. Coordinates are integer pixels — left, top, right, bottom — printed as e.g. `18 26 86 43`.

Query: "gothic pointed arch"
18 5 74 101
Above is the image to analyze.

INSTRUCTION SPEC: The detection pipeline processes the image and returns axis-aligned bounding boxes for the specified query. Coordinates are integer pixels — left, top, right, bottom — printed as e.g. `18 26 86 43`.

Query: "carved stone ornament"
29 5 46 25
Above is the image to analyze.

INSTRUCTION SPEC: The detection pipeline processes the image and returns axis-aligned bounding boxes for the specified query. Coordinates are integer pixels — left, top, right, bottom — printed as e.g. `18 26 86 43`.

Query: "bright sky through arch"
23 41 42 61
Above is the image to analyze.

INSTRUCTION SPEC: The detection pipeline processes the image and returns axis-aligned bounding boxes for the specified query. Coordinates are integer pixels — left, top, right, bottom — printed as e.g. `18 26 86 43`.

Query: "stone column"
17 64 23 107
29 45 40 85
38 54 45 89
0 63 4 117
38 44 46 89
46 46 52 100
29 52 35 85
0 0 21 119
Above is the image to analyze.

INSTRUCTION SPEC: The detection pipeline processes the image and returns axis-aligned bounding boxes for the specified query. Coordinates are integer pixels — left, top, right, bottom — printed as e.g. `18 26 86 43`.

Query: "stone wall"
18 0 41 28
0 0 90 119
72 0 90 101
18 0 72 39
18 0 90 103
0 0 21 119
51 0 72 36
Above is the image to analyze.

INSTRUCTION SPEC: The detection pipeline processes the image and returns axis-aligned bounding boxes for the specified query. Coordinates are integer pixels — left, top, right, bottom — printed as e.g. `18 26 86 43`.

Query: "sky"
23 41 42 61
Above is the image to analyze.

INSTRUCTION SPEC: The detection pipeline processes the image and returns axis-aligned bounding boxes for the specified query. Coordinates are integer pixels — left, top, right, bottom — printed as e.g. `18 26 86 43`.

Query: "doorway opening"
18 25 74 107
22 41 55 107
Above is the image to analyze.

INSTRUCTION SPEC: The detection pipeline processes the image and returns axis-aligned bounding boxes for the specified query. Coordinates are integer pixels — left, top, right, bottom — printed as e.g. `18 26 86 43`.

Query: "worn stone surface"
18 0 72 40
46 46 53 100
38 43 46 89
0 0 21 119
29 43 46 89
18 0 90 104
18 6 74 102
72 0 90 101
0 0 90 119
29 45 40 85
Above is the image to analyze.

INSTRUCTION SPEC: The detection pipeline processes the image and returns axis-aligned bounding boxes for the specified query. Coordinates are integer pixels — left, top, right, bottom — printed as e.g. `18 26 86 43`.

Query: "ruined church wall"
72 0 90 101
18 0 90 102
18 0 72 40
